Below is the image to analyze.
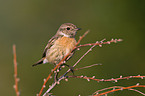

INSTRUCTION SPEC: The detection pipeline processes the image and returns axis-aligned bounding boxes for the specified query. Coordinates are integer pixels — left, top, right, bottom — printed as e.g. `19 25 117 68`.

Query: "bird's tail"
32 58 45 67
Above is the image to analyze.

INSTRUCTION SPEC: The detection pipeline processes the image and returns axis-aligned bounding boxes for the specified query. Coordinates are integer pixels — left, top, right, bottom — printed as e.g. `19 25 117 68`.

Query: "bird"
32 23 81 67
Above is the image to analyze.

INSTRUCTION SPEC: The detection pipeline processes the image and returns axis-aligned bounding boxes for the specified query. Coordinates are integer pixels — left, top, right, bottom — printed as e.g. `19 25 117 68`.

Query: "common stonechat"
32 23 81 67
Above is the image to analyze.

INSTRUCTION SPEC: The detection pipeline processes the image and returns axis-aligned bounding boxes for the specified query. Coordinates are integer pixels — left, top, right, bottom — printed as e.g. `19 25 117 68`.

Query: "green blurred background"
0 0 145 96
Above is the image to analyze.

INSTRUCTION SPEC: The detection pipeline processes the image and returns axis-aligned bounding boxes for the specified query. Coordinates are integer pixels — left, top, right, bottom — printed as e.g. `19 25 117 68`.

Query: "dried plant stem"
13 44 20 96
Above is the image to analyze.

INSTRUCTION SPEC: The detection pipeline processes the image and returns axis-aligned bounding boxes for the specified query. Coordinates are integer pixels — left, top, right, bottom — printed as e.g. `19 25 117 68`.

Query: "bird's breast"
46 36 76 64
55 36 76 49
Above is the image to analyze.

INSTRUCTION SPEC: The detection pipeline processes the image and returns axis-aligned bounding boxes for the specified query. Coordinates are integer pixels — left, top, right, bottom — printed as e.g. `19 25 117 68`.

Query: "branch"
75 64 102 71
43 38 101 96
129 88 145 95
38 31 89 96
92 84 145 96
13 44 20 96
76 38 122 48
40 30 123 96
42 33 123 95
43 39 99 95
67 75 145 82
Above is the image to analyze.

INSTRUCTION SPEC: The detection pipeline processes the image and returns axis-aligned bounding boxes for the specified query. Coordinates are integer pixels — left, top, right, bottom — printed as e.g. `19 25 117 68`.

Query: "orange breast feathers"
45 36 77 64
54 36 77 51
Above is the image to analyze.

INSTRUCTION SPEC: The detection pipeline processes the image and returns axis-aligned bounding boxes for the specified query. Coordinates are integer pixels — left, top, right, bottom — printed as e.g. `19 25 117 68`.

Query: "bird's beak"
76 28 81 31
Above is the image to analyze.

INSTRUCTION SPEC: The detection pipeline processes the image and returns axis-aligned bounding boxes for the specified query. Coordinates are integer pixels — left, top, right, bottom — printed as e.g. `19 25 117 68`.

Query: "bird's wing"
42 36 57 57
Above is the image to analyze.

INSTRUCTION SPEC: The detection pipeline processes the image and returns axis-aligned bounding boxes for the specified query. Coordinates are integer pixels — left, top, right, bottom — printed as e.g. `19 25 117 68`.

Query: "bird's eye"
66 27 70 30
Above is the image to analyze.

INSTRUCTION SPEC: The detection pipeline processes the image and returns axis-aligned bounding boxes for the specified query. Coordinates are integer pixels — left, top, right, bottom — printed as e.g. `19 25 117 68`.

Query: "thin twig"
75 64 102 71
67 75 145 82
42 77 65 96
76 38 123 48
92 86 123 95
13 44 20 96
129 88 145 95
92 86 145 95
92 84 145 96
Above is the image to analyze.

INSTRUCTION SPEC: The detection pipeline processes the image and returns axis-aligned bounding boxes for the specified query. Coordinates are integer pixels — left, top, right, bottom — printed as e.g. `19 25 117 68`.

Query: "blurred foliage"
0 0 145 96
